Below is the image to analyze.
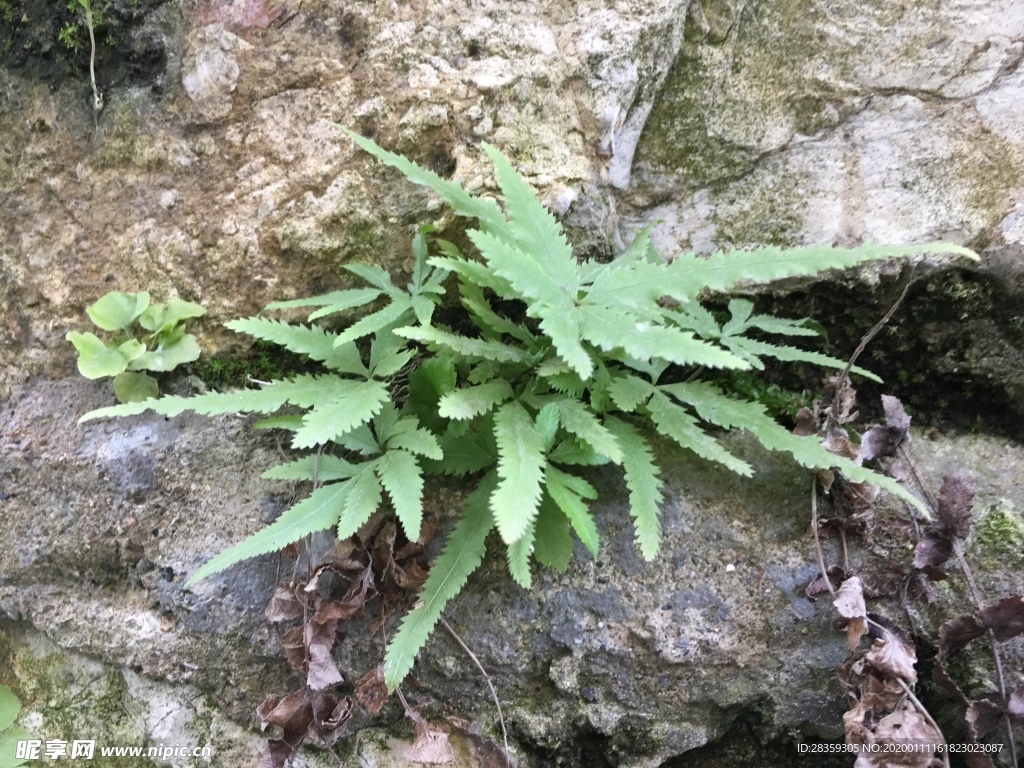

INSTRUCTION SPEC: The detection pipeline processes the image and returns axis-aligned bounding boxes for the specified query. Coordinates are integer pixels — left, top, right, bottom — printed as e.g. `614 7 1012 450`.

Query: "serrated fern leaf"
604 417 664 560
396 326 532 363
607 373 656 413
491 402 546 544
506 519 535 588
224 317 368 375
469 229 577 309
426 432 494 476
386 428 443 460
335 125 507 234
533 495 573 570
336 464 384 539
186 481 350 585
481 143 581 295
438 380 514 420
384 473 497 691
80 374 350 422
547 438 612 467
661 382 927 515
672 242 977 296
722 336 881 382
544 466 600 557
376 450 424 540
553 399 622 463
460 282 535 343
333 300 412 347
262 454 359 482
580 305 749 371
265 287 383 312
539 311 593 380
343 263 397 292
645 391 752 476
292 380 390 448
253 415 304 431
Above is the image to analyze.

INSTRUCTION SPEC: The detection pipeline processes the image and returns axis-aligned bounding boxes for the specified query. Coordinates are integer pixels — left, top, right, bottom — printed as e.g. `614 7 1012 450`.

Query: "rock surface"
3 376 1024 766
2 0 1024 765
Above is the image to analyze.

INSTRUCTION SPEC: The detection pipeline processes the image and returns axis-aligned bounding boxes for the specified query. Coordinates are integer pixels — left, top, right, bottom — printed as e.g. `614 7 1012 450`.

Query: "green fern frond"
385 427 443 460
225 317 369 376
544 466 600 556
438 380 514 420
333 300 413 346
396 326 533 364
491 402 546 544
376 450 424 540
553 399 622 463
533 495 574 570
604 417 664 560
334 125 507 234
336 464 384 539
291 379 390 448
671 242 977 298
579 305 748 371
722 336 881 382
506 519 535 588
481 143 582 295
644 391 752 475
384 473 497 692
185 481 350 585
80 374 352 422
262 454 359 482
265 287 383 313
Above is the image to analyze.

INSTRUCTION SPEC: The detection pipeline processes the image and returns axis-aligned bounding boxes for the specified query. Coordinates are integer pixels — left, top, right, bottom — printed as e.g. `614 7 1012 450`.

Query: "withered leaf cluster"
913 473 975 579
255 513 438 767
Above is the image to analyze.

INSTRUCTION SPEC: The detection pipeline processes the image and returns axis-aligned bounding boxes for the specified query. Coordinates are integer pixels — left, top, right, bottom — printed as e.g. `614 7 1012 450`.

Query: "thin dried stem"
893 677 951 768
810 480 836 597
440 618 512 767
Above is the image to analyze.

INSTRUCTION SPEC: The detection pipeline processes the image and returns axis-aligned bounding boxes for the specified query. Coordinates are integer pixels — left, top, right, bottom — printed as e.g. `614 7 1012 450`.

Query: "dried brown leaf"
834 577 867 618
806 566 847 598
823 431 860 461
865 630 918 684
881 395 911 434
405 723 457 765
843 703 873 747
355 664 390 715
309 693 353 745
938 614 986 657
979 594 1024 641
794 407 818 436
265 584 305 623
280 626 306 671
304 619 343 690
935 473 974 541
965 696 1003 741
912 533 952 573
871 706 941 768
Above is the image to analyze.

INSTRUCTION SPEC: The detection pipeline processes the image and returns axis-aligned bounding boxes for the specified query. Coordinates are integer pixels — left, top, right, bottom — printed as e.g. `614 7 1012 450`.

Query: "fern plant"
80 126 976 692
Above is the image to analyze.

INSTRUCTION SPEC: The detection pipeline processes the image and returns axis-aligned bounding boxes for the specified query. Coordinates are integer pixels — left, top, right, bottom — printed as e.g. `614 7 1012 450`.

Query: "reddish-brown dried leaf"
823 432 859 461
356 664 390 715
842 703 873 747
394 559 430 591
265 584 305 622
979 594 1024 641
865 630 917 684
405 723 457 765
938 614 985 657
259 690 313 746
256 694 281 730
834 577 868 648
